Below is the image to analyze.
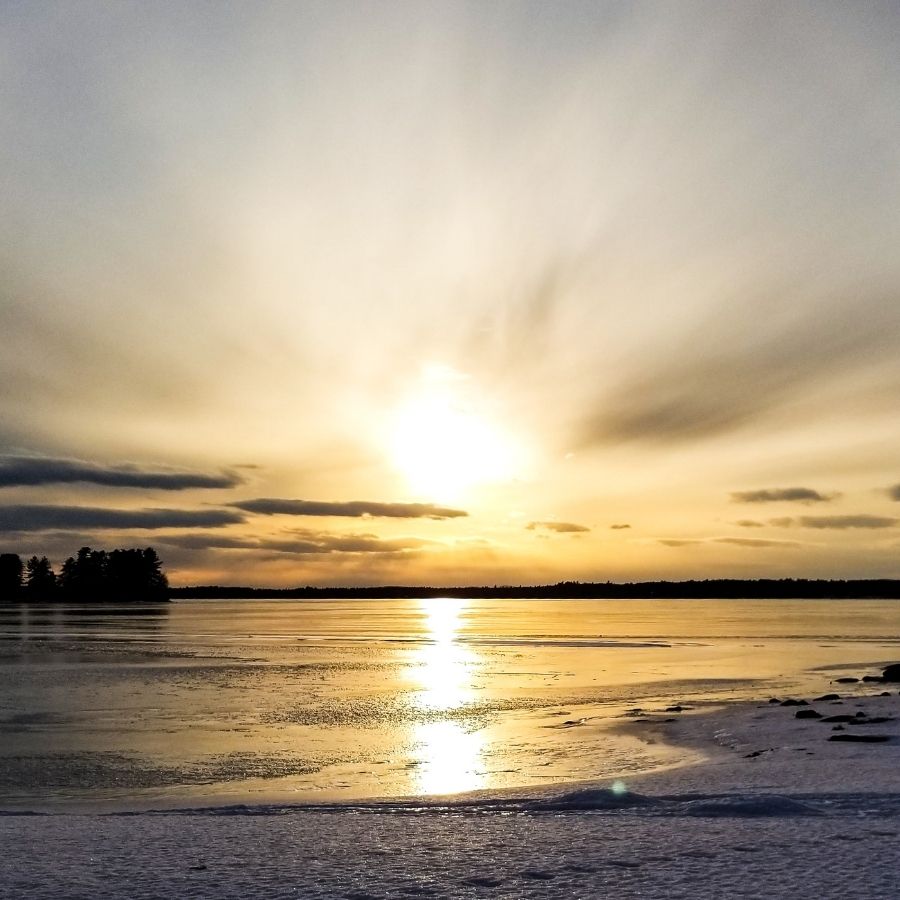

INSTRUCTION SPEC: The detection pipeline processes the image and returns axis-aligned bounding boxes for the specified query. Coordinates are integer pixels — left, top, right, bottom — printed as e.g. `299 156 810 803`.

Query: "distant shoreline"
168 578 900 600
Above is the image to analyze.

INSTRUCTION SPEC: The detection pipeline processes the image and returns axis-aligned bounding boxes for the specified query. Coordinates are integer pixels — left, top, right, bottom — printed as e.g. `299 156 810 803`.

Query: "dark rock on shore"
882 664 900 682
828 734 891 743
780 699 808 707
835 677 860 684
814 693 841 702
795 709 823 720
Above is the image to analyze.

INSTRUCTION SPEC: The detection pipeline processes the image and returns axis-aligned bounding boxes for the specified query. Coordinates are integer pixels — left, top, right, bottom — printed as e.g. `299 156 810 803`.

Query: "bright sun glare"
388 365 525 501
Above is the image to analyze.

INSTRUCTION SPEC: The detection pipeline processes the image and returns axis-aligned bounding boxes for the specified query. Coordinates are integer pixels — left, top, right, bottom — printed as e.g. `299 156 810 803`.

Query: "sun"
387 365 525 501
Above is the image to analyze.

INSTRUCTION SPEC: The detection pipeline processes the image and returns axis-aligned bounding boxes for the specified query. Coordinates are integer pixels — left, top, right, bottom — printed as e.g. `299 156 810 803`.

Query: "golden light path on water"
411 598 486 795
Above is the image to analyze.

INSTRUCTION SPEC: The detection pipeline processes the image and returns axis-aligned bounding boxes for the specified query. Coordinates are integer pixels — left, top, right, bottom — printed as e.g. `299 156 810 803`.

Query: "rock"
780 699 808 707
860 716 893 725
666 705 684 712
768 698 781 704
835 677 859 684
814 693 841 702
880 692 892 697
828 734 891 743
832 724 844 731
882 664 900 682
862 675 883 683
795 709 823 719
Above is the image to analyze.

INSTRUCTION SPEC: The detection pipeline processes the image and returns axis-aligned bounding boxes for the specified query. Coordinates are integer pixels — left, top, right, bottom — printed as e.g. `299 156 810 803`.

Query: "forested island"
0 547 168 602
170 579 900 600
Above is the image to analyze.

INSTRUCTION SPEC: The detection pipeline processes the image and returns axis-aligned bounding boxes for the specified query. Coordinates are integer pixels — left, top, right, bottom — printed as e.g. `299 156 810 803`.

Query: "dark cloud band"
0 455 242 490
0 505 244 532
231 498 466 519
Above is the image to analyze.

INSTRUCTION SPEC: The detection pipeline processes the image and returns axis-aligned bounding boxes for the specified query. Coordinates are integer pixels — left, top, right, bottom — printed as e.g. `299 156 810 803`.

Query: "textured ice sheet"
4 687 899 898
2 799 900 899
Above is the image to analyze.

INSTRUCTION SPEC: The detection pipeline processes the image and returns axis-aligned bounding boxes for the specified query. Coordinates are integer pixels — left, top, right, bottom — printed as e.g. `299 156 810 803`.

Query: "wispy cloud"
610 523 631 530
735 519 765 527
730 488 837 504
888 484 900 501
578 291 900 447
526 521 590 533
231 499 466 519
0 455 242 490
0 505 244 532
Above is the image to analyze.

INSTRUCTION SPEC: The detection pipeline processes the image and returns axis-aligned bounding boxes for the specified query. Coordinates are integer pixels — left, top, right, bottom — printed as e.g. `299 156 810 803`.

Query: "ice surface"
3 689 899 897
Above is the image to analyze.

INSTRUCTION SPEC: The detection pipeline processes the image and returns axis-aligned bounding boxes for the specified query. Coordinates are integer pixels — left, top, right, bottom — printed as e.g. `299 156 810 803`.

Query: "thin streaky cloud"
526 521 590 533
730 488 837 505
714 537 801 549
796 515 898 530
157 530 429 555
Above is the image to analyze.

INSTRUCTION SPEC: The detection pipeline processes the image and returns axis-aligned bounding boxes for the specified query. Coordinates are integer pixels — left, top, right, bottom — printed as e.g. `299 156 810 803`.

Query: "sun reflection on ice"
413 720 485 795
410 598 486 794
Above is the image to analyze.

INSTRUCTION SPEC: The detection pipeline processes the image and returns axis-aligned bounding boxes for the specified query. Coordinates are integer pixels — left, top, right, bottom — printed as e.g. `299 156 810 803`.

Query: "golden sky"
2 2 900 585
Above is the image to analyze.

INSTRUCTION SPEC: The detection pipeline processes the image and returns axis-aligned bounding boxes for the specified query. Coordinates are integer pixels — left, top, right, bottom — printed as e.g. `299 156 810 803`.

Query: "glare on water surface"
411 598 485 794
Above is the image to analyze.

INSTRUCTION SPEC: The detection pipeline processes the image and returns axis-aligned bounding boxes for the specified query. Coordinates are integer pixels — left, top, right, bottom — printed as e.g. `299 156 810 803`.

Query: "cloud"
796 515 898 530
0 455 242 490
888 484 900 501
661 536 800 548
766 514 897 530
576 290 900 447
526 521 590 533
714 537 801 549
730 488 836 504
230 498 467 519
0 505 245 532
735 519 765 527
157 530 428 555
610 523 631 530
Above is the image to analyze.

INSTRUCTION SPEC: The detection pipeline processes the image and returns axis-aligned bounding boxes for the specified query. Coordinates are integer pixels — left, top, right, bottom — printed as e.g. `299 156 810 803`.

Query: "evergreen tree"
24 556 57 601
0 553 23 602
59 547 109 600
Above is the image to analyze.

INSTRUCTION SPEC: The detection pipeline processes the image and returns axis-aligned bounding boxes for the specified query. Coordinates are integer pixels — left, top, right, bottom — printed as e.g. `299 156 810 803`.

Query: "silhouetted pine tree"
0 553 23 602
24 556 57 601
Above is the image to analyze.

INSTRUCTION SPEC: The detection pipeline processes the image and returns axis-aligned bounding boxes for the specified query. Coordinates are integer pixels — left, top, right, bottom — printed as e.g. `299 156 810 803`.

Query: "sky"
2 1 900 586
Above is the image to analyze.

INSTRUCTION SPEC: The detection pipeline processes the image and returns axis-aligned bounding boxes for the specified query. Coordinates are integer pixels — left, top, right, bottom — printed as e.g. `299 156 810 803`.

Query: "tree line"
0 547 169 602
170 578 900 600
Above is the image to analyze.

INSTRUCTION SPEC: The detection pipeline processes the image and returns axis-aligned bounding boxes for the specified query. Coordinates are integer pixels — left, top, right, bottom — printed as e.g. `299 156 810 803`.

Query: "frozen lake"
1 598 899 810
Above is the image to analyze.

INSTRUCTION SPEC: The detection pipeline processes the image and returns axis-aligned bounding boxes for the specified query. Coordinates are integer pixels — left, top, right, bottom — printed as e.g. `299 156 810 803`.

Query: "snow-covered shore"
3 684 899 899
